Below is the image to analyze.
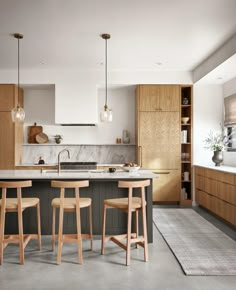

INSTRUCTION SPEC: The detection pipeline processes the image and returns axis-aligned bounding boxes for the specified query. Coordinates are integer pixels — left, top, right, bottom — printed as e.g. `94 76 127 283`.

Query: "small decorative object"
108 167 116 173
212 151 223 167
204 126 234 166
38 157 45 165
122 130 130 144
181 130 187 143
182 97 189 105
116 138 122 144
181 117 190 124
54 135 63 144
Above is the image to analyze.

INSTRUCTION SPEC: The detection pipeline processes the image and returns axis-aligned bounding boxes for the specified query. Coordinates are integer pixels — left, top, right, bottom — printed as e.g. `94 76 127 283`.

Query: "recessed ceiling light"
40 61 47 65
96 61 104 66
217 77 223 80
155 62 163 66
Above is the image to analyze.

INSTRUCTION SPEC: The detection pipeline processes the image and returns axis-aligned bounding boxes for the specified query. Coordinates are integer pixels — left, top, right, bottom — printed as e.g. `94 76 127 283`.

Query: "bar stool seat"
51 180 93 265
52 197 91 209
0 197 40 210
101 180 150 266
104 197 146 210
0 180 41 265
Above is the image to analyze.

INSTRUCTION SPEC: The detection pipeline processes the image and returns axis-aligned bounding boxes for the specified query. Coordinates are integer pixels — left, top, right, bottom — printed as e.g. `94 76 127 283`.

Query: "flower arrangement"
204 127 233 151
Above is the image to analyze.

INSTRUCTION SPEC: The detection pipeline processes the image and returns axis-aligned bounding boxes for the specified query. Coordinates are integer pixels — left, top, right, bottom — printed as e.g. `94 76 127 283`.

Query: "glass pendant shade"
100 105 112 122
11 105 25 123
12 33 25 123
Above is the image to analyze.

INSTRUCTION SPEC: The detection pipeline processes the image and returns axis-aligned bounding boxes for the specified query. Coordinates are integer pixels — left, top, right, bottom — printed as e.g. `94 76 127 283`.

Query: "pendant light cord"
105 37 108 107
17 37 20 107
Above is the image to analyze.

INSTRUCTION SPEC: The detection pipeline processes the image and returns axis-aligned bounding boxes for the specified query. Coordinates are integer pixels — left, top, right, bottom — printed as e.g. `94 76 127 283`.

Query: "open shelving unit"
180 86 193 206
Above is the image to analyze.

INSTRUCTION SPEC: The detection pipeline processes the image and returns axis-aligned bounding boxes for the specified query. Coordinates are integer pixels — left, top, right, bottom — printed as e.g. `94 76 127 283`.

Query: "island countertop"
0 169 155 242
0 169 157 180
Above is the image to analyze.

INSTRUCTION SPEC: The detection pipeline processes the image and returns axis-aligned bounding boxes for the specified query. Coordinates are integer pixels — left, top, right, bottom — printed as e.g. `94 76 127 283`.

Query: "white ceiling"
0 0 236 82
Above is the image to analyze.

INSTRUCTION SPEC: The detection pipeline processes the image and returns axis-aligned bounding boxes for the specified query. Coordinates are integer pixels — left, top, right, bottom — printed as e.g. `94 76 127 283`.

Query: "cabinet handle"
153 171 170 174
139 146 142 167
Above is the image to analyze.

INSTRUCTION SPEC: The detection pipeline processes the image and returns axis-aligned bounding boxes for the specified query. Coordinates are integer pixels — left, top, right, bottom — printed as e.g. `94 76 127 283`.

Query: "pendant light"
100 33 112 122
11 33 25 123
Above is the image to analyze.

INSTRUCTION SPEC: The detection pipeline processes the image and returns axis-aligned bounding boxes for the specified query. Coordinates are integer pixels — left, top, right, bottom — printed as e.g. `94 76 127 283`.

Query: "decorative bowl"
181 117 190 124
122 165 140 172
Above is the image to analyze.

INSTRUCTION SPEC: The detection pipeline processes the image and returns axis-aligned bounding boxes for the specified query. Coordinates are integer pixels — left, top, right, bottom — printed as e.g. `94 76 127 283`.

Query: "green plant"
204 127 233 151
54 135 63 140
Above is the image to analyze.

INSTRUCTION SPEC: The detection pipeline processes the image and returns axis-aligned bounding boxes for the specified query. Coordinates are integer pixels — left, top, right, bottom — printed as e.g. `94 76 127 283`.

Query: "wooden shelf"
180 85 193 206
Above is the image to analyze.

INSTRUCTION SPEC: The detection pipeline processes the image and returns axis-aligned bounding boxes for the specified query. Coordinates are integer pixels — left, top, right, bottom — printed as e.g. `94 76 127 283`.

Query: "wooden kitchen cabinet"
138 111 180 169
195 166 236 227
136 84 182 203
152 169 181 202
0 84 24 169
138 85 180 112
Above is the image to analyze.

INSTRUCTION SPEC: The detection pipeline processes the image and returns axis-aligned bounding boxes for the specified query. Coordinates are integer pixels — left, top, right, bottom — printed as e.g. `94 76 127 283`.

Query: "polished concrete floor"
0 207 236 290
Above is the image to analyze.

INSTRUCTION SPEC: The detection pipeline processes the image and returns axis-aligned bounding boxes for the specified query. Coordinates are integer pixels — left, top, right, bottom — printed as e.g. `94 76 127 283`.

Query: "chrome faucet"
57 148 71 173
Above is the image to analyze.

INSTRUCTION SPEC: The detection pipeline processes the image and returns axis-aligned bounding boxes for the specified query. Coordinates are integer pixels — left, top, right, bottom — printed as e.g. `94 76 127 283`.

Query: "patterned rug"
153 208 236 275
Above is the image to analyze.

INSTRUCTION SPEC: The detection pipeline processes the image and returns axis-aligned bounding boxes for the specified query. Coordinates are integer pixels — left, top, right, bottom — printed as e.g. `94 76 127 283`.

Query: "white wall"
193 84 224 166
23 85 136 145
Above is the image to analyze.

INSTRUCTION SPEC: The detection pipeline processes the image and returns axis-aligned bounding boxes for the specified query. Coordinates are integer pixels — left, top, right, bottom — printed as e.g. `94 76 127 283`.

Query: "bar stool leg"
0 204 6 265
37 202 42 250
57 206 64 265
75 203 83 264
126 209 132 266
18 209 24 265
89 204 93 251
142 204 148 262
135 210 139 248
52 207 56 251
101 204 107 255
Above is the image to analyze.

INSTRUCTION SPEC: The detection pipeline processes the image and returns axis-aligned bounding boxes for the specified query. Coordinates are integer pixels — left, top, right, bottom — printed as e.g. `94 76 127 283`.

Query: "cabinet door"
152 169 181 202
0 85 16 111
139 112 180 169
159 85 180 111
0 112 14 169
139 85 159 111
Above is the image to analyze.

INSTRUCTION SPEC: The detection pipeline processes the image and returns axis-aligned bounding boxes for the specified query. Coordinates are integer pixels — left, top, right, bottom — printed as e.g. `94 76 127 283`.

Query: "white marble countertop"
194 164 236 174
0 169 157 180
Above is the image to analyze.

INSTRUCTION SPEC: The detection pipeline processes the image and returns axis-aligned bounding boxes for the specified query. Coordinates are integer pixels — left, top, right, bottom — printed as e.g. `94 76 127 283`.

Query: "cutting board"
28 123 43 143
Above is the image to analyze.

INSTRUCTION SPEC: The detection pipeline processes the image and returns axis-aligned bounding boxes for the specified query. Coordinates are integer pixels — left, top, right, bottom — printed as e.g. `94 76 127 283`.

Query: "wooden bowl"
181 117 189 124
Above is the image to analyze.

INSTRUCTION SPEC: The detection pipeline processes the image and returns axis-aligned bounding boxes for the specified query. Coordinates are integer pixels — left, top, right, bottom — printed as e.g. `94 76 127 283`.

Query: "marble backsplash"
22 145 136 165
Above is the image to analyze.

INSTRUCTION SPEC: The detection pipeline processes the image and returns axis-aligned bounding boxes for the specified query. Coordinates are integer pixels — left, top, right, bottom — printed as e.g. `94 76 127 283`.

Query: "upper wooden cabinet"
0 84 24 169
0 84 23 111
137 85 180 112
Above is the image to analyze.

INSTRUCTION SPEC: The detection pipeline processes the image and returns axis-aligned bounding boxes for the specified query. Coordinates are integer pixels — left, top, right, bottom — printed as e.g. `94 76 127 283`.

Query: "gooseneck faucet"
57 148 71 173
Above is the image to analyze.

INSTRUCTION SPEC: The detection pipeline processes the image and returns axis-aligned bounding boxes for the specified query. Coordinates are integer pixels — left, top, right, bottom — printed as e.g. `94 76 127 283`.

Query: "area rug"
153 208 236 275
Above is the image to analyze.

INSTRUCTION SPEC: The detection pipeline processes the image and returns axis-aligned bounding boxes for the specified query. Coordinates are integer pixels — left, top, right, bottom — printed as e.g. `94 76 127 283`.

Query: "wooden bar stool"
51 180 93 265
0 180 41 265
101 179 150 266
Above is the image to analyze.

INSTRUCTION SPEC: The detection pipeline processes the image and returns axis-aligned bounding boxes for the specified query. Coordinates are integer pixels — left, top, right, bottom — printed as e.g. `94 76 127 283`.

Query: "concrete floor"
0 207 236 290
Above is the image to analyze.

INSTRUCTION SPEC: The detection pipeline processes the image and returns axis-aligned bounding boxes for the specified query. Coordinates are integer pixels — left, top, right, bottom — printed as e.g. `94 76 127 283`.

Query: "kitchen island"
0 169 157 242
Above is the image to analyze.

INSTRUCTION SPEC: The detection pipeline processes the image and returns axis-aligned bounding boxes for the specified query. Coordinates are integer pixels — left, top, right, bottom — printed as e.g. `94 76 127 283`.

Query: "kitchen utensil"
28 123 43 143
36 132 48 144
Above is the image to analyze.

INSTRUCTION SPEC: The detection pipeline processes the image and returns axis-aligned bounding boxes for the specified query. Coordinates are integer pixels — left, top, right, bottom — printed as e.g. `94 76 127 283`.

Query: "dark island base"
3 179 153 243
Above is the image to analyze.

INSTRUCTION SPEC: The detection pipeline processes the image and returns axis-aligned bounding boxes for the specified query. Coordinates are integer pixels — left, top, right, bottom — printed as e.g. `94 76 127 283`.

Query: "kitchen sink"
60 162 97 170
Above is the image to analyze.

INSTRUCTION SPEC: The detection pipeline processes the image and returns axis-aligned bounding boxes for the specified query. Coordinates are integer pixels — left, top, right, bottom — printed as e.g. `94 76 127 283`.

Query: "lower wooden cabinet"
195 166 236 227
152 169 181 202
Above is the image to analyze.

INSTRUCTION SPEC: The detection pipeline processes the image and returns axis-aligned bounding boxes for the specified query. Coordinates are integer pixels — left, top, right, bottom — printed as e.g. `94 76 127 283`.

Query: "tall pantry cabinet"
136 85 181 202
0 84 24 169
136 84 193 204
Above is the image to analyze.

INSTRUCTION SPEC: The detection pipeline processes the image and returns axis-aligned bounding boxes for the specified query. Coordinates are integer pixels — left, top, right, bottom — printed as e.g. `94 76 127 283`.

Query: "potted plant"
204 127 233 166
54 135 63 144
